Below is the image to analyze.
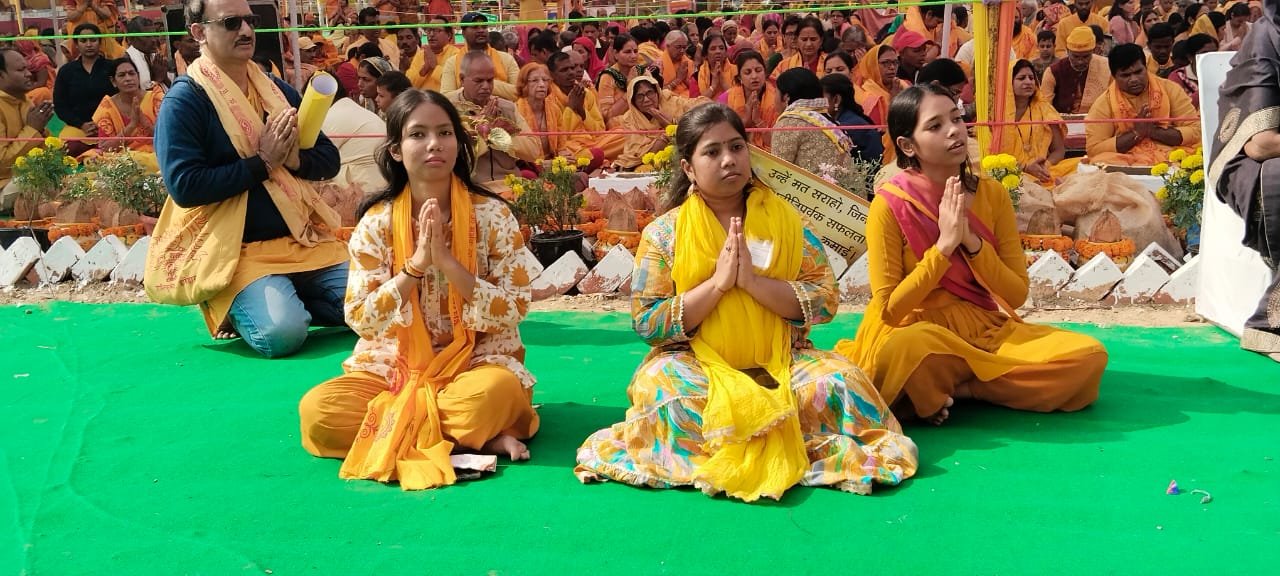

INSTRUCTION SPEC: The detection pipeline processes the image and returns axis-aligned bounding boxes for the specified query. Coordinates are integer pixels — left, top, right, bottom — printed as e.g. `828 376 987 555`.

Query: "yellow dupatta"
1001 64 1078 183
673 182 808 502
144 57 341 306
339 178 479 490
1190 14 1219 39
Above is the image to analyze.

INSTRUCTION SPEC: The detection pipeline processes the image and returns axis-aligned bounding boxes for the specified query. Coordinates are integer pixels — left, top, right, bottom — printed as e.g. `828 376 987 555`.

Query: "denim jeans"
226 261 350 358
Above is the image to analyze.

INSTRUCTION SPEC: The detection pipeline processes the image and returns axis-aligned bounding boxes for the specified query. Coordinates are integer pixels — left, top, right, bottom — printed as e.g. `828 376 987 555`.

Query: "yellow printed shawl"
672 182 808 502
144 57 341 307
339 178 479 490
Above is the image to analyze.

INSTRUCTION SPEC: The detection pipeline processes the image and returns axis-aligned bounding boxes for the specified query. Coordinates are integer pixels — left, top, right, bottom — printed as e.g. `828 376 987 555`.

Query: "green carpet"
2 303 1278 575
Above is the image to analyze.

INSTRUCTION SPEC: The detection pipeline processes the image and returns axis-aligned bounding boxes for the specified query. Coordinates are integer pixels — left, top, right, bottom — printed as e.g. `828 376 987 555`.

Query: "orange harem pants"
299 365 540 458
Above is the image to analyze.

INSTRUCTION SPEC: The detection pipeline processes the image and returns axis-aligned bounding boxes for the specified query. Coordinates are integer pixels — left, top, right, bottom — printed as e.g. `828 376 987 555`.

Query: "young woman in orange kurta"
834 85 1107 425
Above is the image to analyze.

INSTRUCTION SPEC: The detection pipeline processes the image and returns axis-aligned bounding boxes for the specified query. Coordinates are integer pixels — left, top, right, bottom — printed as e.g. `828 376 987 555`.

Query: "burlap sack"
1054 170 1183 259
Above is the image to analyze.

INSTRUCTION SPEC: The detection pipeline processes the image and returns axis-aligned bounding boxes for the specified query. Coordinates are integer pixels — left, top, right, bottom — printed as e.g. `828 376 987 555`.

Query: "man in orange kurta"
345 7 400 67
545 51 623 162
1054 0 1111 57
440 13 521 101
403 16 458 91
1086 44 1199 165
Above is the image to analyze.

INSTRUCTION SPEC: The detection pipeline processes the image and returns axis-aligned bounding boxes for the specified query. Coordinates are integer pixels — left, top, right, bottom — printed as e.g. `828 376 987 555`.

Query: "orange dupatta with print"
1105 74 1175 165
339 178 479 490
144 57 341 306
93 86 164 152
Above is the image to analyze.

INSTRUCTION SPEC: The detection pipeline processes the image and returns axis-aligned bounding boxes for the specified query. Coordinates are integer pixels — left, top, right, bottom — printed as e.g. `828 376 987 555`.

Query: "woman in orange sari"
720 50 780 151
1002 60 1076 186
596 34 651 128
93 58 163 153
299 90 540 489
834 84 1106 425
755 17 783 61
514 63 560 159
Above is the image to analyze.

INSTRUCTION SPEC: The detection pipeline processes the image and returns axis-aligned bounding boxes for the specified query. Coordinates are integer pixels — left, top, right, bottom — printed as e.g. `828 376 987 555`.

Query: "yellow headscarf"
339 177 479 490
1189 13 1220 39
672 181 809 502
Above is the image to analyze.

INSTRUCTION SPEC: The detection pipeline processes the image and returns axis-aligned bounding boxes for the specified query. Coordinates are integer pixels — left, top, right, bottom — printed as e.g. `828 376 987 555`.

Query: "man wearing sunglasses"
149 0 350 359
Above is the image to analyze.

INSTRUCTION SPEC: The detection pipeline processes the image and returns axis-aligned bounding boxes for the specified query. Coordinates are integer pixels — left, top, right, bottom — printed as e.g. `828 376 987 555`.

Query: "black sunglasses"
202 14 261 32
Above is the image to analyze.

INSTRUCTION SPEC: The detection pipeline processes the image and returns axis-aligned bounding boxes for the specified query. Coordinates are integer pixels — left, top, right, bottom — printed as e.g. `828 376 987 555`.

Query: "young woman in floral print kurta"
574 103 917 501
300 91 539 488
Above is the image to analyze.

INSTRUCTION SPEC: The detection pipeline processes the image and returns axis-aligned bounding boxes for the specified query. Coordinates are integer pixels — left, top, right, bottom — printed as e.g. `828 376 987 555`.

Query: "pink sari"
878 170 1000 311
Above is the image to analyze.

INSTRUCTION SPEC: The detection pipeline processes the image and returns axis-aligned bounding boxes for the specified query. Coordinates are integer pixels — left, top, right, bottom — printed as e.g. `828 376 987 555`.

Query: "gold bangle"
403 261 425 279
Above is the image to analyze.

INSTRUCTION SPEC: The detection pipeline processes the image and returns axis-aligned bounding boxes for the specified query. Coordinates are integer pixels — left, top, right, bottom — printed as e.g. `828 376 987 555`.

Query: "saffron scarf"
725 83 780 150
1001 67 1065 168
516 96 563 155
672 182 808 502
878 170 1000 311
697 61 737 100
1107 73 1175 164
339 177 479 490
777 98 855 155
145 57 340 305
660 50 692 95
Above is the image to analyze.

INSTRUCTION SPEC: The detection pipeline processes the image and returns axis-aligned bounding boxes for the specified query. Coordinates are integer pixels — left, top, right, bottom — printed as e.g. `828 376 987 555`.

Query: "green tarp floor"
2 303 1277 575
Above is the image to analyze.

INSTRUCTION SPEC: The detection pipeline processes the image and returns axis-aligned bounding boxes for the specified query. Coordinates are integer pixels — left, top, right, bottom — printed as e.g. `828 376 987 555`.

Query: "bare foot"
927 397 955 426
953 381 974 400
482 434 530 461
214 321 239 341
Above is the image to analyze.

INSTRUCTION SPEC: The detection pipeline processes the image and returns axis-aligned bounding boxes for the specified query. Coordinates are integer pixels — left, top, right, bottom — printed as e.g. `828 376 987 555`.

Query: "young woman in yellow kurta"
834 85 1107 425
576 103 917 502
299 90 540 490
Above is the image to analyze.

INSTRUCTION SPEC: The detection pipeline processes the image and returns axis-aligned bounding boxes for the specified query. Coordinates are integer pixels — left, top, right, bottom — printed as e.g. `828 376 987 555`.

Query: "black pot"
0 227 51 251
529 230 586 267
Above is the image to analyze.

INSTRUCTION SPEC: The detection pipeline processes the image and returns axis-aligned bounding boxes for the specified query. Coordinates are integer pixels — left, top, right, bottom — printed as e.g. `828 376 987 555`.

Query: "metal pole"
288 0 303 90
941 4 953 60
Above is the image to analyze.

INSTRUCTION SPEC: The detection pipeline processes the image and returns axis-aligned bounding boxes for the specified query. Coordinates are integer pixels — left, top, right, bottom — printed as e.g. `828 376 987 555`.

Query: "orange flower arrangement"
1074 238 1136 261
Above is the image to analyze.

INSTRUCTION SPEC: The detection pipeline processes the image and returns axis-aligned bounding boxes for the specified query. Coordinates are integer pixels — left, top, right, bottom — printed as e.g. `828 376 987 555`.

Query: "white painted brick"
36 236 85 285
577 245 635 294
529 251 588 301
1152 254 1200 304
1026 251 1074 297
1060 253 1123 301
0 237 41 287
71 236 125 283
111 236 151 284
1108 253 1173 304
1137 242 1182 275
839 253 870 301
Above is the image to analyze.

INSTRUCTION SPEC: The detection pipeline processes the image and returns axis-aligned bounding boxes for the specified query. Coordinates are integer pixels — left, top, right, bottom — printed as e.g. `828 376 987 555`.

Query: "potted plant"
2 136 79 250
510 155 591 266
1152 147 1204 252
94 151 167 235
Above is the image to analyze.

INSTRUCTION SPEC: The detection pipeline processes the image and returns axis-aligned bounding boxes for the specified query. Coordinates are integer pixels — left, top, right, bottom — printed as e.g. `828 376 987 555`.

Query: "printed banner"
750 146 870 276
